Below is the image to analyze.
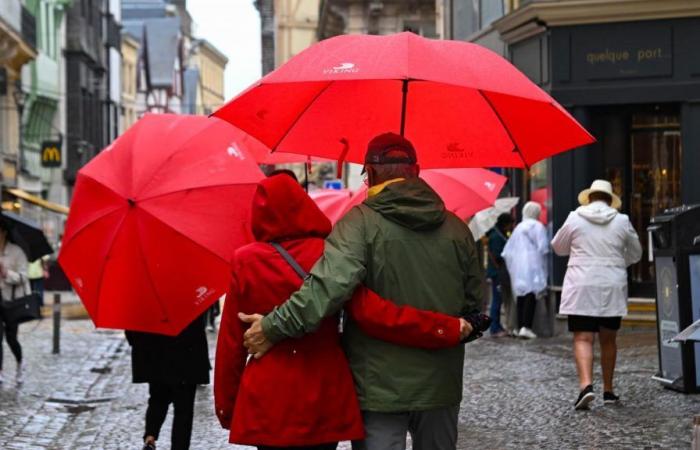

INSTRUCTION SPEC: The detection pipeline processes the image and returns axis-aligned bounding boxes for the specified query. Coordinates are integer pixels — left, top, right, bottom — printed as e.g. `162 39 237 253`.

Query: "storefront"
505 18 700 297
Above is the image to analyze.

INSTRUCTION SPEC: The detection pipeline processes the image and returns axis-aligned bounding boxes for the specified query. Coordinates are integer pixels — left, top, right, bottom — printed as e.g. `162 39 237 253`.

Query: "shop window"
630 108 682 286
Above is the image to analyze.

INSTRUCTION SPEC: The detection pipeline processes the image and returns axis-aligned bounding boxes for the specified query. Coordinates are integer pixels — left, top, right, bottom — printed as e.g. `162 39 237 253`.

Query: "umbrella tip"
127 198 136 208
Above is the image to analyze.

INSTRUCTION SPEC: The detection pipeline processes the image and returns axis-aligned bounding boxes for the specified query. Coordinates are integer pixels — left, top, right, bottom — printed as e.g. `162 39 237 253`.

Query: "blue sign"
323 180 343 190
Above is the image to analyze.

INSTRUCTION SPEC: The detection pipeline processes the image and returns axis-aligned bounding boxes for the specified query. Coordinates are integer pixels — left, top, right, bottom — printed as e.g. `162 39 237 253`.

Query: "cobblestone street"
0 318 697 449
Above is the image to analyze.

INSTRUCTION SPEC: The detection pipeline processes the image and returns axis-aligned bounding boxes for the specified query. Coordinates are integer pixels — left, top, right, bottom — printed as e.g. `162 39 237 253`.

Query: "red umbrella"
312 168 506 224
308 189 355 224
214 32 594 169
58 114 264 335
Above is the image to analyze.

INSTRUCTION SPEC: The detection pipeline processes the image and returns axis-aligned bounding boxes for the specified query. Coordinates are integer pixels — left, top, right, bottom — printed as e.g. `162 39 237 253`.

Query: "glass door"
630 108 682 296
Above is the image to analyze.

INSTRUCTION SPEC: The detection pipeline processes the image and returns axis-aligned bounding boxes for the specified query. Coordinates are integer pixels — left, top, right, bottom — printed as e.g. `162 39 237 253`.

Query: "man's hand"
459 318 473 340
240 313 274 359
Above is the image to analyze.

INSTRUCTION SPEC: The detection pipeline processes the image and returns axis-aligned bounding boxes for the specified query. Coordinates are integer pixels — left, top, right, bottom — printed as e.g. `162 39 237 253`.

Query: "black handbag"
1 277 41 324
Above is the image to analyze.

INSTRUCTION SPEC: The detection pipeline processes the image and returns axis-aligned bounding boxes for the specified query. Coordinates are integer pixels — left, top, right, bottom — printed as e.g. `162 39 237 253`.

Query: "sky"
188 0 262 100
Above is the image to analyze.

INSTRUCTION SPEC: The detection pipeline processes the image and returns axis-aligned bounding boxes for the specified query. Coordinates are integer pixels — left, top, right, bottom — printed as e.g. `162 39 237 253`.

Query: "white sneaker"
520 327 537 339
15 364 23 384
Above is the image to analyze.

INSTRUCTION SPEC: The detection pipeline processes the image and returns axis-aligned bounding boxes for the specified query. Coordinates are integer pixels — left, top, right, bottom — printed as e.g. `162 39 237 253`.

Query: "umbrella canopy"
1 211 53 261
214 32 594 169
308 189 355 224
311 168 506 224
58 114 265 335
468 197 520 241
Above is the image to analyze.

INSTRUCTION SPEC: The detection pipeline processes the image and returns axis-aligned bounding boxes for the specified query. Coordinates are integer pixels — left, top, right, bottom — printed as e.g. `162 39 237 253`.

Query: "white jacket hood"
576 201 618 225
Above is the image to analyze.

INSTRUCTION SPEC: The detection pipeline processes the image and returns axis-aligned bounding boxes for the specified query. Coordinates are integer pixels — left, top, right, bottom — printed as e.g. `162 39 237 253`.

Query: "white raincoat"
502 203 549 297
551 201 642 317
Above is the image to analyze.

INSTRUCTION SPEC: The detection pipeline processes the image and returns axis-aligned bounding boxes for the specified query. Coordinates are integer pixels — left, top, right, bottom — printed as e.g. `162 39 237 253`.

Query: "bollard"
693 415 700 450
52 293 61 354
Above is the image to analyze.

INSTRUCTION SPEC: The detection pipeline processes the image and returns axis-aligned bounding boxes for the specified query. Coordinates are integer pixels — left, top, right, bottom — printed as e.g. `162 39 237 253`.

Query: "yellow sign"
41 141 62 167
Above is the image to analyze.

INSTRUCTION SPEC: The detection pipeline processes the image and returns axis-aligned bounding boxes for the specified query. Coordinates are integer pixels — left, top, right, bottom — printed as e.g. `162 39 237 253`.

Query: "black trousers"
144 382 197 450
258 444 337 450
516 293 536 329
0 316 22 371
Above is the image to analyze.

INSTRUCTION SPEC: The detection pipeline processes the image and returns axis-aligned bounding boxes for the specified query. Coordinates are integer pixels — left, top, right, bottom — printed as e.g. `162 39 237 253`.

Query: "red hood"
251 175 332 242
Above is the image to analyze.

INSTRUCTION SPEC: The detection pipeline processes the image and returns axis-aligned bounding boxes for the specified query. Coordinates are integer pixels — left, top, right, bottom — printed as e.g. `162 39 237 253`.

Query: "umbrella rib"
271 81 334 153
133 212 173 325
136 181 261 204
136 207 232 266
477 89 530 170
91 210 129 327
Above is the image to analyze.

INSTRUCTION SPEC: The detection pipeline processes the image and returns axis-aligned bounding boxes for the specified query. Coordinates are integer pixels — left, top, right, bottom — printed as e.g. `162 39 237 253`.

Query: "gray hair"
367 163 418 183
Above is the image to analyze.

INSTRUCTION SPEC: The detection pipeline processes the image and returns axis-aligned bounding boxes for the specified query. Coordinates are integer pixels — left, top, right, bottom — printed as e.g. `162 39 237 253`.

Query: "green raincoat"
262 177 483 411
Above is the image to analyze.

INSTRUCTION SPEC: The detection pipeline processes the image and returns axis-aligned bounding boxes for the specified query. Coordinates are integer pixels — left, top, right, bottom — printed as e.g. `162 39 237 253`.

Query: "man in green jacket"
242 133 483 449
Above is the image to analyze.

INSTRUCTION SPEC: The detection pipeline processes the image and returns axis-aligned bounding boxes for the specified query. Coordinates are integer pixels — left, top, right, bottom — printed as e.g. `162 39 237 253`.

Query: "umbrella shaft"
400 79 409 136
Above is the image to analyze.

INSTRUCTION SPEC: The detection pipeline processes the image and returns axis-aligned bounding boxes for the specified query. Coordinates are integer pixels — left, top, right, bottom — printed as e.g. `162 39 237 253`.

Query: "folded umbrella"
214 32 594 169
59 114 265 335
1 211 53 261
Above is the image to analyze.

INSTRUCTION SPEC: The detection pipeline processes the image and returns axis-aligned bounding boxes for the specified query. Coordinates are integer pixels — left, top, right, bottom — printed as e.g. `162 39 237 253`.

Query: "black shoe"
142 443 156 450
574 385 595 410
603 391 620 404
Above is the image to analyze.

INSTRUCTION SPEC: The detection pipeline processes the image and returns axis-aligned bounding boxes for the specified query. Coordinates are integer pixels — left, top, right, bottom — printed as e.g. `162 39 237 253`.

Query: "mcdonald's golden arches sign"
41 141 62 168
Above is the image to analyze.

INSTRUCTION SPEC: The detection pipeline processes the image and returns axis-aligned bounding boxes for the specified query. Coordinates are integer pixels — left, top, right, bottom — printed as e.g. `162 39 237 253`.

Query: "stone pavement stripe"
1 319 699 449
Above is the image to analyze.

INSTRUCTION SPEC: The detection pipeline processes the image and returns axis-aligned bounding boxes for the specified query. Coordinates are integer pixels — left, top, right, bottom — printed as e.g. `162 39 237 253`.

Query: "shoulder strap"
270 242 308 280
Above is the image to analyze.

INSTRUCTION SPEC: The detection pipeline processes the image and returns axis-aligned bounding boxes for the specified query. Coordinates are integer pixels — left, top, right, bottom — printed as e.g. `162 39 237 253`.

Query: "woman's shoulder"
5 242 27 260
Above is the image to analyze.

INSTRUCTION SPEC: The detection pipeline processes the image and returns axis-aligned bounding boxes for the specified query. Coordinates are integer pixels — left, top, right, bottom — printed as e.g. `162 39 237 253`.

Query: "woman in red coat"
215 174 466 449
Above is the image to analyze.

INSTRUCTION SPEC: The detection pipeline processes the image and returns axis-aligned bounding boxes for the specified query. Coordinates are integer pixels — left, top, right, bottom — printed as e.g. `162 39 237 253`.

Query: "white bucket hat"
578 179 622 210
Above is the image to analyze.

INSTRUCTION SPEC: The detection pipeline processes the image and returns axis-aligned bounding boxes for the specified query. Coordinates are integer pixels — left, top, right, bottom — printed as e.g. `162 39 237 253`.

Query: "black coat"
125 315 211 385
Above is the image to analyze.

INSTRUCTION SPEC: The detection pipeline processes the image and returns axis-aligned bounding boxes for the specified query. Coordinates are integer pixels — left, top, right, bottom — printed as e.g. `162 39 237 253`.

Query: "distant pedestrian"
126 315 210 450
486 213 514 337
551 180 641 410
501 202 548 339
205 301 220 332
0 219 30 385
27 256 48 307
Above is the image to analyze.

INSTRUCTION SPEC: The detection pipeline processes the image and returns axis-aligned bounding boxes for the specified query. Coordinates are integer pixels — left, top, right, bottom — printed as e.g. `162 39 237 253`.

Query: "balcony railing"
21 5 36 50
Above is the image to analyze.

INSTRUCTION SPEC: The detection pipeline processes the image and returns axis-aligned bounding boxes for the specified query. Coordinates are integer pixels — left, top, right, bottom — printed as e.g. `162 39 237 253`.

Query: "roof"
144 17 181 88
198 39 229 66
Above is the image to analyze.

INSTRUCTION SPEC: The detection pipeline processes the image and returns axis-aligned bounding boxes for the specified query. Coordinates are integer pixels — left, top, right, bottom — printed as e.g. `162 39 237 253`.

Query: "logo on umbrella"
195 286 215 305
442 142 474 159
227 143 244 160
484 181 496 191
323 62 359 74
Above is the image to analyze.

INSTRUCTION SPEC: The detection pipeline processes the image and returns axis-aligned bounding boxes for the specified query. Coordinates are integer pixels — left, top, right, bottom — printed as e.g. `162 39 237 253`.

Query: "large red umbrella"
214 32 594 169
58 114 264 335
312 168 506 224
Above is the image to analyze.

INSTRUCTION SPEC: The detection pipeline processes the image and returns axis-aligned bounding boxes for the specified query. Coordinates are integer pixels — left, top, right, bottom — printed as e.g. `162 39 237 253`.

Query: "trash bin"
648 204 700 393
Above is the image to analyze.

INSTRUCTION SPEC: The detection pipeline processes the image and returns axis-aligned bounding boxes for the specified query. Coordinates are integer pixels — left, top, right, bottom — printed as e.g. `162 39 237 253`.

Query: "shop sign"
41 141 62 168
575 25 672 80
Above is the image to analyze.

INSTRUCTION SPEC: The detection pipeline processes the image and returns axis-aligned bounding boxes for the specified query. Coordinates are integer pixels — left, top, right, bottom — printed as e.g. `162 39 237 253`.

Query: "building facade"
0 0 37 189
194 39 227 115
120 31 139 130
64 0 122 189
440 0 700 298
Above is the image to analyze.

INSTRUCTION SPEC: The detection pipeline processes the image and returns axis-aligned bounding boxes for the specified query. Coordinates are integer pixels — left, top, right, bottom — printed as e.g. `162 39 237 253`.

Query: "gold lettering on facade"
586 47 663 65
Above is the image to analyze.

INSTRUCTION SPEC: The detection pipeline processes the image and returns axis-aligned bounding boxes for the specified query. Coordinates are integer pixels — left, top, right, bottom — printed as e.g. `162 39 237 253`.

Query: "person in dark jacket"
486 213 514 336
126 314 211 450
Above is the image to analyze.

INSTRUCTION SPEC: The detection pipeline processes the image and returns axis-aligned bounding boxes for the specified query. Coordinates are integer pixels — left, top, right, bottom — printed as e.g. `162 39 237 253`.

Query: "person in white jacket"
502 201 548 339
551 180 642 411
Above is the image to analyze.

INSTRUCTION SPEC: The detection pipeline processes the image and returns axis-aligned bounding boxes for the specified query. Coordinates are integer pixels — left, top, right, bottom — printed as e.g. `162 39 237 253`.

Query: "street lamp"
12 78 27 176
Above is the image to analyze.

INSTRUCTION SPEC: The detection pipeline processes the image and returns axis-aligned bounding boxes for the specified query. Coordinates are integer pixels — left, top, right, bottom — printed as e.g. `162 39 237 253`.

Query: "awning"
5 188 69 215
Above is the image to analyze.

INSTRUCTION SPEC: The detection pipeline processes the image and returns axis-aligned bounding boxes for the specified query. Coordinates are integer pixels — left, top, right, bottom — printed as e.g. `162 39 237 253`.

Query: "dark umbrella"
1 211 53 261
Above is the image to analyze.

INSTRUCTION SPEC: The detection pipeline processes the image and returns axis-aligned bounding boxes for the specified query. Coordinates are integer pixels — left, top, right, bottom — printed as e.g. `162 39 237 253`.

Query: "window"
480 0 504 28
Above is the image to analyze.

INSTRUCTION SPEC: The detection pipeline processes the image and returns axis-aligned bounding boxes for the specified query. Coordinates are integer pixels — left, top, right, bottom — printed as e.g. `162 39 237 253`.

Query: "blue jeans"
489 275 504 334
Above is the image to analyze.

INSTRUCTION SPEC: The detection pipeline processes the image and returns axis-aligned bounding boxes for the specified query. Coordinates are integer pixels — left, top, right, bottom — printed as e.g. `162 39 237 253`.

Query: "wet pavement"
0 319 697 449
